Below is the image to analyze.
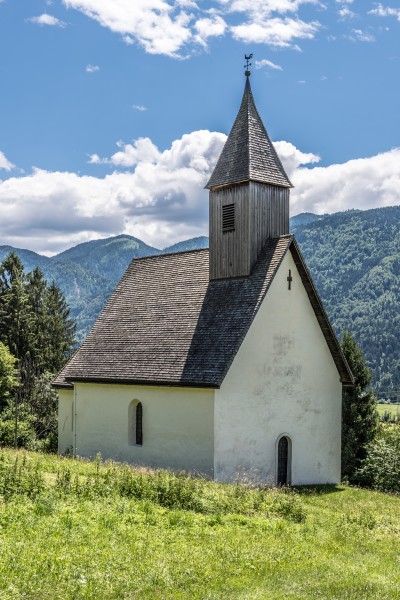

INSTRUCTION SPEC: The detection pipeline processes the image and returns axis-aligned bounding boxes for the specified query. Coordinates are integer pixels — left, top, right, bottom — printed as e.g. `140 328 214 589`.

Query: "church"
54 69 353 485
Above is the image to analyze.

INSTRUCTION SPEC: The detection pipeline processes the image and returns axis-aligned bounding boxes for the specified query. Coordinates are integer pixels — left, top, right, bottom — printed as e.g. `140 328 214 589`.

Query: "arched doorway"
277 435 291 486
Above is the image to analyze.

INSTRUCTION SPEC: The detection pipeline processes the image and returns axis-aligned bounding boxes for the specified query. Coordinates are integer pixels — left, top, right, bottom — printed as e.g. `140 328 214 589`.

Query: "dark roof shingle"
54 237 353 389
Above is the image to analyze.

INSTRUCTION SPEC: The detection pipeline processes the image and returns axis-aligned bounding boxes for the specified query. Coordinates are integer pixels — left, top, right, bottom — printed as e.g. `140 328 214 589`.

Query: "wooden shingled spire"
207 66 292 281
206 75 292 190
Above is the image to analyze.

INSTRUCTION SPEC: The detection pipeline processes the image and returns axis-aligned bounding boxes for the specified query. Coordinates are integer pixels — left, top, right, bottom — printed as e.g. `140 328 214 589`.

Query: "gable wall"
64 383 214 475
214 251 342 485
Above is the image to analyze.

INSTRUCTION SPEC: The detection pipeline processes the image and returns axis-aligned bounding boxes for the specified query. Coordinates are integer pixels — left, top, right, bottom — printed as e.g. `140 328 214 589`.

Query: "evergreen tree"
341 331 378 480
0 342 18 411
44 282 76 372
0 253 31 358
0 252 76 448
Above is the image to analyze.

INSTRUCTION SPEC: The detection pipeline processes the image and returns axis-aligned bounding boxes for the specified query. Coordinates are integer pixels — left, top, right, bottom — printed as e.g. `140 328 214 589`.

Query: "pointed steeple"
206 75 292 190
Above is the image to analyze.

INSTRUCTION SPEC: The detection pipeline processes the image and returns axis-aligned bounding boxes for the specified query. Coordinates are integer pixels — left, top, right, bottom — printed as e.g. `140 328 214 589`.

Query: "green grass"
376 403 400 418
0 449 399 599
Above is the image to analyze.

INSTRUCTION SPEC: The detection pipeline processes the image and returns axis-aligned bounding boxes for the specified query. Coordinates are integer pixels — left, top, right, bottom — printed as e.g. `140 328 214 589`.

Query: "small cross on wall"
287 269 293 290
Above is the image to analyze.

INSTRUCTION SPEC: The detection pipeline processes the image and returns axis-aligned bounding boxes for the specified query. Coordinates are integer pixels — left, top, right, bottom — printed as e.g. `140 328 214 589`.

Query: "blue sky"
0 0 399 254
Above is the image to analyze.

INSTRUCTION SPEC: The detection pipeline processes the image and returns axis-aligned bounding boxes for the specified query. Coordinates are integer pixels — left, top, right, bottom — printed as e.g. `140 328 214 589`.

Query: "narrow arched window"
135 402 143 446
277 435 291 486
128 400 143 446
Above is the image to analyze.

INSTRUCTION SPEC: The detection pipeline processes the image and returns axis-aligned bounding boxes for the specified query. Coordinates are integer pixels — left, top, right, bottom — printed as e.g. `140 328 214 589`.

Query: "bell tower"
206 62 292 280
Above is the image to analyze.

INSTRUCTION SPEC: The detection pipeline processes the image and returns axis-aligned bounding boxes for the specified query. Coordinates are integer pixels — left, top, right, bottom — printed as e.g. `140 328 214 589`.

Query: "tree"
0 252 76 448
0 342 18 411
341 331 378 481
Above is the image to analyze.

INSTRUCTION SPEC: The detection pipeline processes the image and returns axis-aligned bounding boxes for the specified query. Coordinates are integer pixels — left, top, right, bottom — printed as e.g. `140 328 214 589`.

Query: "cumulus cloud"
62 0 193 57
1 130 399 255
132 104 147 112
255 58 283 70
194 15 227 45
28 13 67 27
86 64 100 73
88 138 161 167
0 151 15 172
231 17 320 48
290 148 400 216
368 4 400 20
60 0 323 57
338 6 355 18
0 131 225 254
348 28 375 42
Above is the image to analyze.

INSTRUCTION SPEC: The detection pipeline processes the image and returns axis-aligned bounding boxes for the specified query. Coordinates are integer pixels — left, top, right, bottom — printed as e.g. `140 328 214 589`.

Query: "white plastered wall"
214 251 342 485
58 388 74 453
68 383 214 475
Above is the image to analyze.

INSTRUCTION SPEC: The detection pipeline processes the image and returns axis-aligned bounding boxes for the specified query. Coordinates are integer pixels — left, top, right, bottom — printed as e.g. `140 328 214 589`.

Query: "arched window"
128 400 143 446
276 435 291 486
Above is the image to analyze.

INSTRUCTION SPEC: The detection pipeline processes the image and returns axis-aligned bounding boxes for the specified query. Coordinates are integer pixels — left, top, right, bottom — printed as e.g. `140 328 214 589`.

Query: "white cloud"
132 104 147 112
338 6 355 18
89 137 161 167
59 0 324 57
86 64 100 73
194 15 227 45
0 131 225 254
220 0 320 16
28 13 67 27
255 58 283 71
1 131 399 255
274 141 320 179
368 4 400 20
348 28 375 42
231 17 320 48
62 0 193 57
0 151 15 171
290 148 400 216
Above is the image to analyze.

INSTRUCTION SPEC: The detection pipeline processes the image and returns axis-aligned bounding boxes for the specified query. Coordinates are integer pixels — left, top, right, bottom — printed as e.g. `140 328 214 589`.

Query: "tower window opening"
222 203 235 233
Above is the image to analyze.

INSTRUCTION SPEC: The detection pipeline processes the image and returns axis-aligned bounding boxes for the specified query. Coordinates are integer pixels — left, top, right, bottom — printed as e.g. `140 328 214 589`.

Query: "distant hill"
163 236 209 254
289 212 329 230
294 206 400 396
2 208 400 394
54 234 160 286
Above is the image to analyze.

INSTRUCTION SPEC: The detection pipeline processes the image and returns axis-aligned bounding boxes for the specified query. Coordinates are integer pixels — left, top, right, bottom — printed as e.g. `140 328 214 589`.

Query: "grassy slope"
0 450 399 599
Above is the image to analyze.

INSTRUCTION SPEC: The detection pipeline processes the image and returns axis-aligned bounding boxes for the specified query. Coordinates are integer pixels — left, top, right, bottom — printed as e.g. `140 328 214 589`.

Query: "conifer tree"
341 331 378 480
0 252 76 446
0 342 18 411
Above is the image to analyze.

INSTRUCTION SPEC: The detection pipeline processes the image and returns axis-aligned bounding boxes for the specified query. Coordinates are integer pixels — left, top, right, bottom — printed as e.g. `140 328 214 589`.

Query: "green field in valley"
376 403 400 418
0 449 399 600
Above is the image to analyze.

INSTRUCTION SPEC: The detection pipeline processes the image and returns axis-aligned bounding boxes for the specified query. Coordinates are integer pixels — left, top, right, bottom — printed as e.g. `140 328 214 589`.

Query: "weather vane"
244 53 253 77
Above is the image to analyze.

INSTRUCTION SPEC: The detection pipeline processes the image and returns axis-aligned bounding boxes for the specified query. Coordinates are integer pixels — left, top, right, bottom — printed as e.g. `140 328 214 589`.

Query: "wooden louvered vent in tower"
222 203 235 233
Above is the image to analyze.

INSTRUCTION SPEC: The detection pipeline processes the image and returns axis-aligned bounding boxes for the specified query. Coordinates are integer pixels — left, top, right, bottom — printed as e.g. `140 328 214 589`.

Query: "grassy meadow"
0 449 399 600
376 403 400 419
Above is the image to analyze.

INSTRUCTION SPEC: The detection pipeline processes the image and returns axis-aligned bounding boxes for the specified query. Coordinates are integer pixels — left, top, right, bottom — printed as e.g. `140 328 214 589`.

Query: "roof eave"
64 375 219 390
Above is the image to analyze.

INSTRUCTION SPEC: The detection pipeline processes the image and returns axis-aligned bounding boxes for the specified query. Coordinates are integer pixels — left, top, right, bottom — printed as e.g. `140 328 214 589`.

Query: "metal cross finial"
244 53 253 77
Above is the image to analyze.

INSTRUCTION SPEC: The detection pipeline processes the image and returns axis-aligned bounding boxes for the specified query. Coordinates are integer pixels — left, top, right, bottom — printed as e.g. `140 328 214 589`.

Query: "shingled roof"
54 237 352 389
206 76 292 190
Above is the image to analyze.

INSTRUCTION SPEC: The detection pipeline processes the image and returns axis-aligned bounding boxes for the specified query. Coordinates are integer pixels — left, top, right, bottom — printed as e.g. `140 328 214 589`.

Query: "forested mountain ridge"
294 207 400 396
1 206 400 394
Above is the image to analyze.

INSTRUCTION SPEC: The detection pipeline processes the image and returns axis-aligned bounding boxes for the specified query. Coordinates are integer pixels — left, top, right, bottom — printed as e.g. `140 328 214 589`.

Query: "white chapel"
54 70 353 485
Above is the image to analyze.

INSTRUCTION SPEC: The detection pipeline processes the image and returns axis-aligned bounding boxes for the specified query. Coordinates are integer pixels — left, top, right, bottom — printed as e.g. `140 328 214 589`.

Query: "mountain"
2 208 400 394
54 234 160 286
289 212 329 230
163 236 209 254
294 206 400 397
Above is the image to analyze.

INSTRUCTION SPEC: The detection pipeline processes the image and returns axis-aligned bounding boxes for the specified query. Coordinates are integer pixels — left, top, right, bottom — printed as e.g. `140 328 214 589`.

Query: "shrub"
356 425 400 493
0 408 37 449
0 452 44 500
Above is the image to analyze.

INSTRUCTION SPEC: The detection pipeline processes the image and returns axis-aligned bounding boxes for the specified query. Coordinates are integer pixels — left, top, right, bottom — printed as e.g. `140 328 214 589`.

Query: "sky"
0 0 399 255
